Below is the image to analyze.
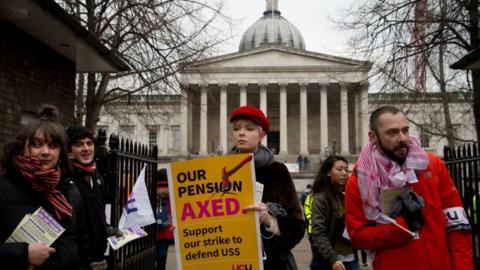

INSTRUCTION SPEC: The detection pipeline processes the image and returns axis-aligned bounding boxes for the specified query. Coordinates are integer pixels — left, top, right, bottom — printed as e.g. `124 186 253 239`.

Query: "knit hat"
230 105 270 133
65 125 95 148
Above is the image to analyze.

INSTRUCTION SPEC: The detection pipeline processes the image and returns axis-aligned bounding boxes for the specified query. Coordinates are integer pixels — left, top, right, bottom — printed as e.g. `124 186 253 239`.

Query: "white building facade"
98 0 475 160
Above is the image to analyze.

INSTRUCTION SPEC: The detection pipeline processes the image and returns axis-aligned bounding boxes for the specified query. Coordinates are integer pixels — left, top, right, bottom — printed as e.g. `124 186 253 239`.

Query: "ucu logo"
125 198 138 214
231 264 252 270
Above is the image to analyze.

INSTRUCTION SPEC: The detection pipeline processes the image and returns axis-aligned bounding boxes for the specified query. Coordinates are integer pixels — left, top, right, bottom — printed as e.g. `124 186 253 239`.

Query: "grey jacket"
310 191 351 266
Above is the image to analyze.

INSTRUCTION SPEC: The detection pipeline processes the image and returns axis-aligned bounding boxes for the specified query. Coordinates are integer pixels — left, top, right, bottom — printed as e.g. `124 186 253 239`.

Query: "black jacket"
0 169 81 270
71 167 108 266
256 162 306 270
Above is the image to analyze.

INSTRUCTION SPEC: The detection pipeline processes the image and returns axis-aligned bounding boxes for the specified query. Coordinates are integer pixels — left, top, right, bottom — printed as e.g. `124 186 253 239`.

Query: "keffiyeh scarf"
356 136 429 223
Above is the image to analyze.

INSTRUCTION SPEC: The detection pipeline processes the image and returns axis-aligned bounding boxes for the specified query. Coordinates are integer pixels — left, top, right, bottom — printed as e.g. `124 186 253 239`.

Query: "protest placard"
167 154 263 270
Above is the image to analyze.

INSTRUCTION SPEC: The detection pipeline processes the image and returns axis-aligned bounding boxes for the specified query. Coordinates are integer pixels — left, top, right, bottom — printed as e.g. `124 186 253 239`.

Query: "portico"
179 0 371 158
180 45 371 157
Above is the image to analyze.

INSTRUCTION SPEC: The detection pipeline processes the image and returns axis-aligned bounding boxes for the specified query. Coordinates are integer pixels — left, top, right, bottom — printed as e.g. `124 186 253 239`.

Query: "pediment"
185 45 371 71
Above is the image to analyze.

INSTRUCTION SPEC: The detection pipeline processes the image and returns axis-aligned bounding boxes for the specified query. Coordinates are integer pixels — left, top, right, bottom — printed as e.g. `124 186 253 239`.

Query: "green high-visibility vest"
304 193 313 234
469 195 477 225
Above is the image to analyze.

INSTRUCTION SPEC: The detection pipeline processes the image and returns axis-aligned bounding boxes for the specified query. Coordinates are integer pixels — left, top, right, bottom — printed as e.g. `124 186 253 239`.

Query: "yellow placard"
167 154 263 270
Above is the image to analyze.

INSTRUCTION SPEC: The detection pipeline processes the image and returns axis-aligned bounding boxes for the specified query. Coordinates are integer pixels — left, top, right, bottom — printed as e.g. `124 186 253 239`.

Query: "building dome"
239 0 305 52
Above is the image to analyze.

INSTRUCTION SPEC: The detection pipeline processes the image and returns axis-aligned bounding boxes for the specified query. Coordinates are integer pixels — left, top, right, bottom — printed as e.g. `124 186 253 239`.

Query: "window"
419 125 431 148
171 125 181 151
149 130 157 149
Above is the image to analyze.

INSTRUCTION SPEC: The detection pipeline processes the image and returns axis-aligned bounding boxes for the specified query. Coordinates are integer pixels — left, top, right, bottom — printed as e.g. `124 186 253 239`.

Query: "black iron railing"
444 144 479 270
96 128 158 270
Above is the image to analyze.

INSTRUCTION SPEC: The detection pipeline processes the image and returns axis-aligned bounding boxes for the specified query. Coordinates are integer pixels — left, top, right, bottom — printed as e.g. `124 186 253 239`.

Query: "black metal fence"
444 144 480 270
96 129 158 270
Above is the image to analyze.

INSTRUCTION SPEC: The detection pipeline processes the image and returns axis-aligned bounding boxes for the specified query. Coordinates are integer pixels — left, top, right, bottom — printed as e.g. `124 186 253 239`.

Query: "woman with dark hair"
0 105 81 270
228 105 306 270
310 155 359 270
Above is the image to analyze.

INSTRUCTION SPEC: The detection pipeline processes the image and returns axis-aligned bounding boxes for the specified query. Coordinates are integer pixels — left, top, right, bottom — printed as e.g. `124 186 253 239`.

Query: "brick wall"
0 21 76 150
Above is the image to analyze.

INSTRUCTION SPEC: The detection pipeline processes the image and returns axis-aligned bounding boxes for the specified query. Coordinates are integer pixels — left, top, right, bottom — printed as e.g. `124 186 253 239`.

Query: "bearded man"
345 106 473 270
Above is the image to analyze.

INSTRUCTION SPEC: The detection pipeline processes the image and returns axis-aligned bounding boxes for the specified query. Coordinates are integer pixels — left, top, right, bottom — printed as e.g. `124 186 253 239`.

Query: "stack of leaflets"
107 225 147 250
6 207 65 246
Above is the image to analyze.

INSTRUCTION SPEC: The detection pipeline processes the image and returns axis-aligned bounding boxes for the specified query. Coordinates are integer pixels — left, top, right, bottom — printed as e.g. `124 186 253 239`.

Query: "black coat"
256 162 306 270
72 168 108 265
0 169 81 270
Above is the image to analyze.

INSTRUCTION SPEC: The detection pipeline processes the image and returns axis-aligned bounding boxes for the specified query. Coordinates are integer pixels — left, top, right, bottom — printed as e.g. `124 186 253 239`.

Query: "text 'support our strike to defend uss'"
167 154 264 270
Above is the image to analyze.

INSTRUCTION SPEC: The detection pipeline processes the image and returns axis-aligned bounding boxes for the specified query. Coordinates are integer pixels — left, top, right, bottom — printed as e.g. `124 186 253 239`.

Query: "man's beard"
376 136 410 165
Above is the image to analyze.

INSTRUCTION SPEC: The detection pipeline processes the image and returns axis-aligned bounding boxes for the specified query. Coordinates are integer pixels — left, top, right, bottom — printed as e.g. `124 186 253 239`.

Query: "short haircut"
369 106 402 131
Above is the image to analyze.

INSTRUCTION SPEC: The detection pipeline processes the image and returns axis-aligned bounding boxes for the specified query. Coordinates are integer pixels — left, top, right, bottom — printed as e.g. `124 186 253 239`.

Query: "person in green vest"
304 191 313 238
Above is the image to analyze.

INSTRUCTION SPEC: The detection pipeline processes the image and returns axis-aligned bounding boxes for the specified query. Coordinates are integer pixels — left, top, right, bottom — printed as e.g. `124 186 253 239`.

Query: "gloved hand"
106 226 123 237
90 259 108 270
389 190 425 232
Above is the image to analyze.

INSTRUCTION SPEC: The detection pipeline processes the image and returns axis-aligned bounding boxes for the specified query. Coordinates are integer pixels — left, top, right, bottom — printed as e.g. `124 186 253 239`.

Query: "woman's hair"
2 104 71 175
311 155 348 204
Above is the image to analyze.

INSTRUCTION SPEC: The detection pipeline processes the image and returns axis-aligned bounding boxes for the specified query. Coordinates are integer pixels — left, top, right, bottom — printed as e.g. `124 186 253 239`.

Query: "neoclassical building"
98 0 475 162
179 1 372 158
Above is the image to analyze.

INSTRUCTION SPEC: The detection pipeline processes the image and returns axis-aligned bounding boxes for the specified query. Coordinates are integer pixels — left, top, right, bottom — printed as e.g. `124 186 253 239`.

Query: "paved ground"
165 234 372 269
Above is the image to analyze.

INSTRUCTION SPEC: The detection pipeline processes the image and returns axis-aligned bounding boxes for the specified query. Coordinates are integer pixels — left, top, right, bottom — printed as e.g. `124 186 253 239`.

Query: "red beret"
230 105 270 133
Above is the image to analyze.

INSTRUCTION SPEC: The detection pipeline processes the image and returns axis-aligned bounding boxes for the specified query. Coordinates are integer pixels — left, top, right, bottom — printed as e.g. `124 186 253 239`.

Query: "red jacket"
345 152 473 270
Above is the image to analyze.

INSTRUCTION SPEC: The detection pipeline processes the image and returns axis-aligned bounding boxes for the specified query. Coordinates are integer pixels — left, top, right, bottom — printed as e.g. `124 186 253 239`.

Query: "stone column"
279 83 288 154
340 83 350 155
354 90 361 153
219 84 228 154
299 83 309 155
199 85 208 155
239 84 247 106
180 91 189 155
320 84 328 154
259 83 268 145
360 82 369 147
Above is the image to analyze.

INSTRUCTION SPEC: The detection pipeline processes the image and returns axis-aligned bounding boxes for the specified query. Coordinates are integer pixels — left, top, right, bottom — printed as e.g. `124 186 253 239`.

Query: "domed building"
180 0 372 160
98 0 475 175
238 1 305 52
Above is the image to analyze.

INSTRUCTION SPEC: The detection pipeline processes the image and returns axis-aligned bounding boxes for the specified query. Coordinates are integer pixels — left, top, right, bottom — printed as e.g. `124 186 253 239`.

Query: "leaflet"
107 225 147 250
6 207 65 246
380 186 412 216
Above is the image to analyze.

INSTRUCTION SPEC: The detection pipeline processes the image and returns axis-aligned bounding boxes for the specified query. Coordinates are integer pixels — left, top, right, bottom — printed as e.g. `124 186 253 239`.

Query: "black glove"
266 202 287 219
106 226 123 237
389 190 425 232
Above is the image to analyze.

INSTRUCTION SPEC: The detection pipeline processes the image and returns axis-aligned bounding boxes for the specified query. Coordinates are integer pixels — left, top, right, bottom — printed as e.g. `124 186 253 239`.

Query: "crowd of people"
0 104 475 270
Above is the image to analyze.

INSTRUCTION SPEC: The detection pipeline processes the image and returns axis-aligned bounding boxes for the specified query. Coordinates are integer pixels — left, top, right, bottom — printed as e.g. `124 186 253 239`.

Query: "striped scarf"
356 136 429 224
15 155 73 220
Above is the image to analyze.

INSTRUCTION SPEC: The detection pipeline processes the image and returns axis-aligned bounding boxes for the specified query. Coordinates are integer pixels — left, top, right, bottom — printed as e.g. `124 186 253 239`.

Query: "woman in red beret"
229 105 306 270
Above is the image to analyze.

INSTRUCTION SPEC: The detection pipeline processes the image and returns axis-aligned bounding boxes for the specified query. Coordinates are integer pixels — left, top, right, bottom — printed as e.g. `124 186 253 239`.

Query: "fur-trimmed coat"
256 161 306 270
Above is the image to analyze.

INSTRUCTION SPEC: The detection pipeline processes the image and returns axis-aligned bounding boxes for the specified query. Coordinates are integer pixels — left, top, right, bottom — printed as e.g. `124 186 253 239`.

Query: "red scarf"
72 160 96 173
15 155 73 220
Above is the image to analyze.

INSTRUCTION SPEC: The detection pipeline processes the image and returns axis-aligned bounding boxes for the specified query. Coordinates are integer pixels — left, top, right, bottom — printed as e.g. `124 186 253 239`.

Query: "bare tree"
338 0 479 144
57 0 231 130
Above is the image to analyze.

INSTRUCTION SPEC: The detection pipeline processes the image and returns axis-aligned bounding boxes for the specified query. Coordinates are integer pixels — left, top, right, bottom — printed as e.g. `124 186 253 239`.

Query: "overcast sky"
220 0 355 57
